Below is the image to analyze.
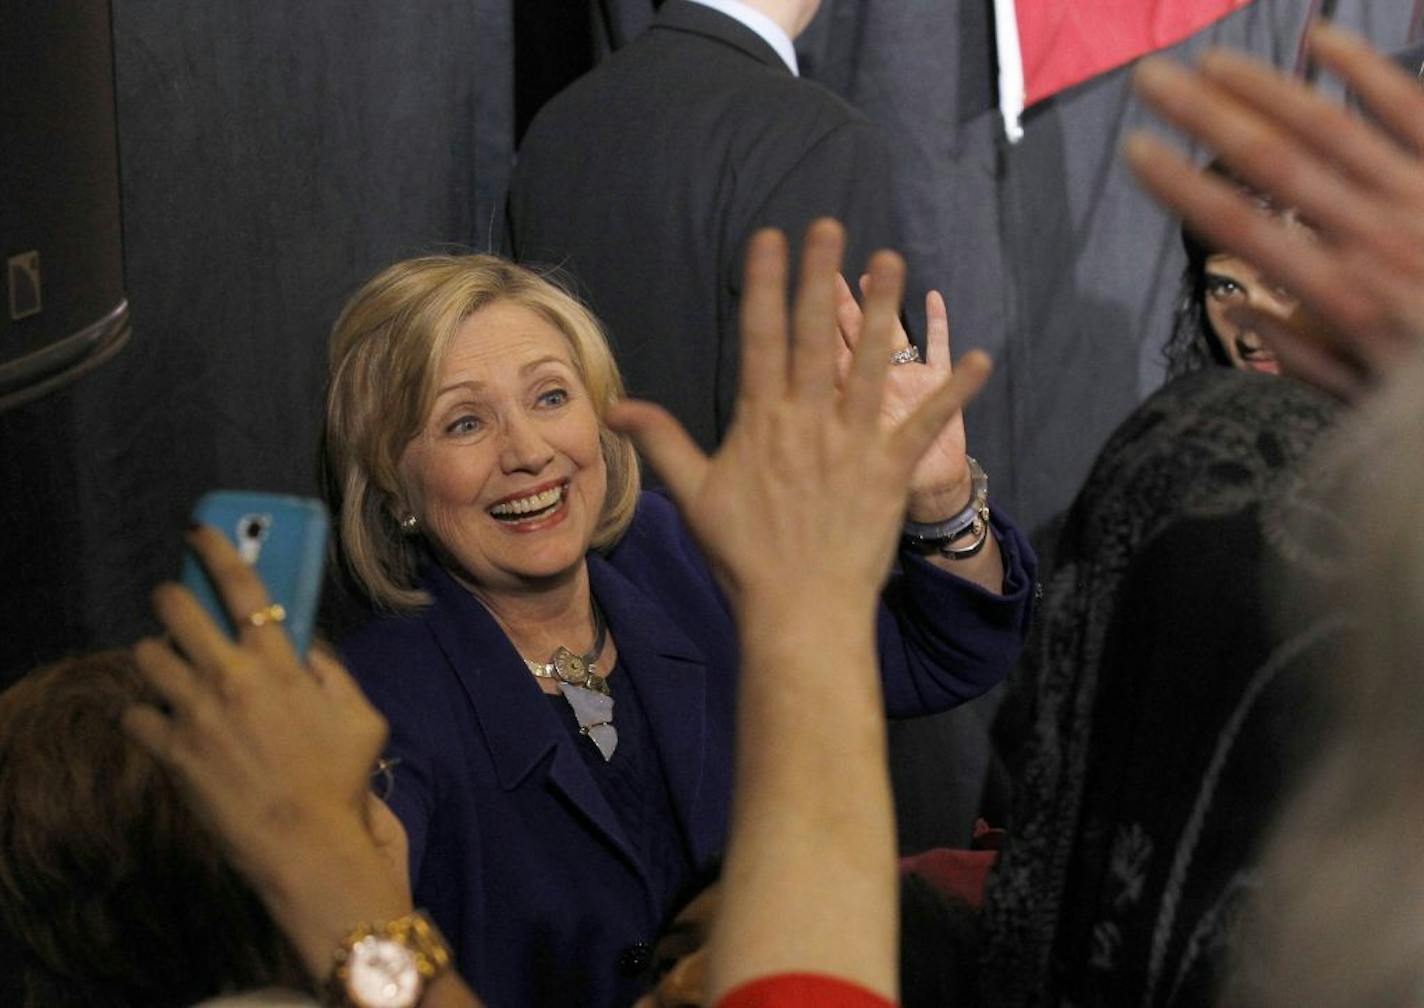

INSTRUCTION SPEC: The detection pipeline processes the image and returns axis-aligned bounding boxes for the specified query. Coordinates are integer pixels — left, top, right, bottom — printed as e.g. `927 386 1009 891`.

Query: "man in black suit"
507 0 898 451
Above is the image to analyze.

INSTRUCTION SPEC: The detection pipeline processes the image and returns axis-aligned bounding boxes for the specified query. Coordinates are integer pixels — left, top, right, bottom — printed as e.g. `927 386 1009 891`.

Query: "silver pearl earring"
399 513 419 534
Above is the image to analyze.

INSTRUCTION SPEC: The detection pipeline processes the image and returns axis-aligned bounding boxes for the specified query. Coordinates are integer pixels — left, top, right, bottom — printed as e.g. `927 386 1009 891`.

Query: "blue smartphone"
180 491 328 656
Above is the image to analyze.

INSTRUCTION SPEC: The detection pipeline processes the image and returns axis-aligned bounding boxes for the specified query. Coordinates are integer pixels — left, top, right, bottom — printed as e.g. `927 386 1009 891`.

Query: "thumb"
605 399 711 508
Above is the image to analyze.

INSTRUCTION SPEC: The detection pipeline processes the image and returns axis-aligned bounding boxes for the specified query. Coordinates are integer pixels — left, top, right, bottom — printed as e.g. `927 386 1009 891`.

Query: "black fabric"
507 0 899 454
1050 508 1338 1005
979 369 1343 1007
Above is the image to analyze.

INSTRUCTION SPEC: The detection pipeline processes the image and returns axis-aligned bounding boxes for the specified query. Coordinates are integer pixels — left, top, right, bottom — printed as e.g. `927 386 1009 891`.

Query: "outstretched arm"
1126 22 1424 399
609 219 991 1003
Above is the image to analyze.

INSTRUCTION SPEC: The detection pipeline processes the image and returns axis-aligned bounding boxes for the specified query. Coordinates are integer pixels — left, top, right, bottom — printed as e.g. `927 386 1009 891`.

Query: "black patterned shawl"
979 369 1343 1007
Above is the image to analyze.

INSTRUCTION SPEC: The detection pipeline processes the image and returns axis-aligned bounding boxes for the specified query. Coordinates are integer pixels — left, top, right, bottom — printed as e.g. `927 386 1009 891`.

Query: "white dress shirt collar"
685 0 799 76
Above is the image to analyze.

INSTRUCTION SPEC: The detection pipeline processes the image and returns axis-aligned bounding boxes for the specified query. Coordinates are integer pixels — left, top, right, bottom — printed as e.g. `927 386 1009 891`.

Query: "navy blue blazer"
344 492 1035 1007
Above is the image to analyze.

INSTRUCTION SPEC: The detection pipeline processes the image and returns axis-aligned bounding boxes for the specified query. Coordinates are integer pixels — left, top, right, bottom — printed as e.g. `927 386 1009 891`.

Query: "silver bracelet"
902 456 991 558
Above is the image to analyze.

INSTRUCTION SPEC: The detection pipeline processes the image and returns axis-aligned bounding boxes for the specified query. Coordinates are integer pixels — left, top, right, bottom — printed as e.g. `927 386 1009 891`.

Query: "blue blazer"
344 492 1035 1007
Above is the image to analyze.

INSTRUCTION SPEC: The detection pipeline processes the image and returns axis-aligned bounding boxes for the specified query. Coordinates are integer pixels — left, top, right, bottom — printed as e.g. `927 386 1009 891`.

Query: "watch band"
328 910 453 1008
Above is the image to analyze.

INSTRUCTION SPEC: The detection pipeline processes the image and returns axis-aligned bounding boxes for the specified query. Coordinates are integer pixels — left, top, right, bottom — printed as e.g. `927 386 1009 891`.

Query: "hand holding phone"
180 491 328 656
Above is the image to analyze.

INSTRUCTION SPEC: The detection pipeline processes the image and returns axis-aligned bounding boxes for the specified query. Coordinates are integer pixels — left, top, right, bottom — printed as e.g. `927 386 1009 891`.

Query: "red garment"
1011 0 1253 105
716 973 896 1008
898 846 998 910
993 0 1253 138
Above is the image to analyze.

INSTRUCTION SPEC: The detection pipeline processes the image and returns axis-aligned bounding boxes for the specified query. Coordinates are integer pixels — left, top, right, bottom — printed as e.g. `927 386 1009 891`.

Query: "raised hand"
833 273 973 522
124 526 410 981
1126 22 1424 398
606 219 992 616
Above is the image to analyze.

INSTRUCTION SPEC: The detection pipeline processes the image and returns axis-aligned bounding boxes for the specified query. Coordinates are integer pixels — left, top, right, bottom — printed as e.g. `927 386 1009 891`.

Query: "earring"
399 513 419 534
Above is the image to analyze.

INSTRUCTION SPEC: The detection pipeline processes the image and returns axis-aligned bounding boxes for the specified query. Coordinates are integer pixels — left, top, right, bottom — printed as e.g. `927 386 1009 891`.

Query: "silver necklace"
523 600 617 760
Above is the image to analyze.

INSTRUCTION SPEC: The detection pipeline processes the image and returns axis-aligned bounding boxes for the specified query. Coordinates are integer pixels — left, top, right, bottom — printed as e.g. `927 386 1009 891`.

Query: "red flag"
995 0 1254 139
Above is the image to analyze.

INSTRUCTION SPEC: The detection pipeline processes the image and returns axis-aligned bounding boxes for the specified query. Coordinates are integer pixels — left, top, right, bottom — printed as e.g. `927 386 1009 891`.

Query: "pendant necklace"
524 599 617 760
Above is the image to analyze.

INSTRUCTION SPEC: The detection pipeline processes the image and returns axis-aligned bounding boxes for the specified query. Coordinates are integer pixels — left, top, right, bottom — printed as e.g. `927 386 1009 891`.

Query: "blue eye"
446 415 481 435
538 388 569 408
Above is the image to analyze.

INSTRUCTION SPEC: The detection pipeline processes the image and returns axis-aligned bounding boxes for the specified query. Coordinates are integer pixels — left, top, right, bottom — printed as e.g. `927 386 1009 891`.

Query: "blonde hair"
324 254 639 611
1226 347 1424 1007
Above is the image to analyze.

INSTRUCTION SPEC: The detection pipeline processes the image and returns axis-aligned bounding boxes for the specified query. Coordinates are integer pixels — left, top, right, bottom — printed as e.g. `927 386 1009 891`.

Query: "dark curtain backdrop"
3 2 1417 845
3 1 512 679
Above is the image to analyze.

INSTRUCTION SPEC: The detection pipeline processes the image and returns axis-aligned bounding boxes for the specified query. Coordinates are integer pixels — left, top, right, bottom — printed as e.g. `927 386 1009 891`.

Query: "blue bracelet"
902 456 990 556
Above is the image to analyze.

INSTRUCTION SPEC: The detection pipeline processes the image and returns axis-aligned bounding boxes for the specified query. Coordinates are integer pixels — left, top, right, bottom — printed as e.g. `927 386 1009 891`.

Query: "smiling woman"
323 245 1037 1007
397 302 610 595
325 256 639 616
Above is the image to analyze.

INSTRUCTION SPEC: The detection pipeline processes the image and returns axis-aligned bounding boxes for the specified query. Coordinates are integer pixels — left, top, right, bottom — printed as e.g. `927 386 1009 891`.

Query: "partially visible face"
397 300 607 594
632 885 720 1008
1202 252 1296 375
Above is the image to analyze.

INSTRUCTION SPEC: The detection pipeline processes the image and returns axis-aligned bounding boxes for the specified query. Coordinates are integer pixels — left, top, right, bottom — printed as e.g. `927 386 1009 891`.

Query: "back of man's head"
0 650 304 1007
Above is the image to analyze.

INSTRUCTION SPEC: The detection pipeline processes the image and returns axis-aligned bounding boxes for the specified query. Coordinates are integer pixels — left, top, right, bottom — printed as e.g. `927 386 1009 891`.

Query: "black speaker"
0 0 128 411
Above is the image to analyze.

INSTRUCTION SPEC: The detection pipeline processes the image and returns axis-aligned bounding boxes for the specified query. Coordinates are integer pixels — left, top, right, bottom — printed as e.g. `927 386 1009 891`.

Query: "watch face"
348 935 422 1008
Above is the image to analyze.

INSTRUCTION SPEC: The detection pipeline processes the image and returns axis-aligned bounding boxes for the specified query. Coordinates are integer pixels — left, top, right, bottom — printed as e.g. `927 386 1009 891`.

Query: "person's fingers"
309 645 365 705
367 794 413 903
924 291 952 372
133 635 203 712
606 399 711 510
305 638 339 684
1132 58 1369 243
830 272 860 387
307 648 390 758
1225 305 1372 401
121 703 180 764
738 229 790 405
186 525 301 671
1194 47 1424 288
1197 47 1424 203
891 352 993 473
150 581 242 682
833 271 863 351
841 251 906 426
1123 131 1384 339
861 269 917 357
789 219 846 401
1310 21 1424 153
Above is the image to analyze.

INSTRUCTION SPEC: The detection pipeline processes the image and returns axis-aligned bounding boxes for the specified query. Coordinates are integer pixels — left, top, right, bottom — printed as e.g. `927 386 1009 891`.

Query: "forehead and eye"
422 301 583 424
1201 210 1312 302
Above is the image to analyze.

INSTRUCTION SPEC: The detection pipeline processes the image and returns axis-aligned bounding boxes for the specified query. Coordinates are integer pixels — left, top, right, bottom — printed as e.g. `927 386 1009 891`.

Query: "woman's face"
398 300 607 594
1202 252 1296 375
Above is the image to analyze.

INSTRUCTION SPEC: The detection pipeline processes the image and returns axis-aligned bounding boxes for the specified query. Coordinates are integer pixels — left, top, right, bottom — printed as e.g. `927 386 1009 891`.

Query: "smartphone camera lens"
235 513 272 563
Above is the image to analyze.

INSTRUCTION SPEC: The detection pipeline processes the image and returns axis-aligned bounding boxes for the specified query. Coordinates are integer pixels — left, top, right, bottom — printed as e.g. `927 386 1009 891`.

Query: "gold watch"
328 910 452 1008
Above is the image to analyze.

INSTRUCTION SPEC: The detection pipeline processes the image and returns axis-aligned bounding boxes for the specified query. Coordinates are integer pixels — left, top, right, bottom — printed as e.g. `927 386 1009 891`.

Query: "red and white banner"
994 0 1255 140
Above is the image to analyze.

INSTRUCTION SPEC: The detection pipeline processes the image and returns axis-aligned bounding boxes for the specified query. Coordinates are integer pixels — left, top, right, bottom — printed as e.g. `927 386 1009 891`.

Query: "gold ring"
244 602 287 628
